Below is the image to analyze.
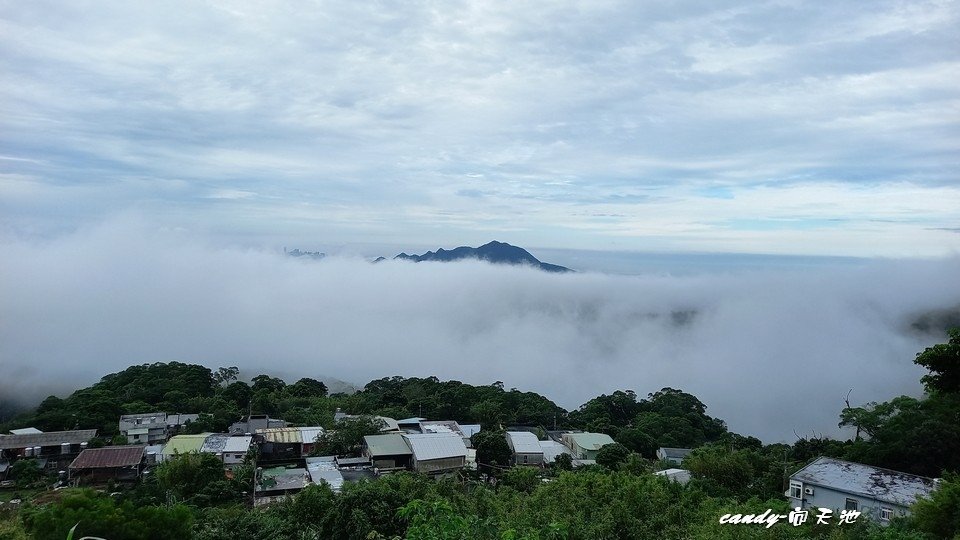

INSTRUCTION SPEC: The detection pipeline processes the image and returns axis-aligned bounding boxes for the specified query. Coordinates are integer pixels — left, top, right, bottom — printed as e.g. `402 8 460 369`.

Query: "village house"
403 433 468 475
69 445 146 484
255 466 310 505
305 456 344 492
0 429 97 470
505 431 544 466
787 457 939 524
656 447 693 465
159 433 210 461
229 414 288 435
363 433 413 470
561 432 615 460
119 412 199 444
255 426 325 460
200 434 253 465
654 468 692 485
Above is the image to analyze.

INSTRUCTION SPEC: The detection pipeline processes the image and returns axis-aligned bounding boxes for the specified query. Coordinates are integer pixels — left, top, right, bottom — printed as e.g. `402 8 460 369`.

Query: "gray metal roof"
563 432 615 451
420 421 464 437
201 434 231 453
539 440 571 463
364 434 412 456
166 414 199 427
305 456 344 492
9 428 42 435
791 457 938 507
404 433 467 461
659 447 693 459
0 429 97 449
506 431 543 454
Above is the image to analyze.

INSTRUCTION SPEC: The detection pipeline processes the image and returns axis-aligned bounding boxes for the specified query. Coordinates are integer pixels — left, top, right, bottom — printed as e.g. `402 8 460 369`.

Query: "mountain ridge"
392 240 571 272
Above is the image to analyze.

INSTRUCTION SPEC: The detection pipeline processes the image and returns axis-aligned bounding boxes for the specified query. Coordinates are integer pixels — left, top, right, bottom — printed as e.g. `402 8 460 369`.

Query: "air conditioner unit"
804 487 815 495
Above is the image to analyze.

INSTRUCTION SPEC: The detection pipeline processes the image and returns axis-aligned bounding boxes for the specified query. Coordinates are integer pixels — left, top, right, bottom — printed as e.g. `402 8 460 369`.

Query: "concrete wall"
788 481 908 524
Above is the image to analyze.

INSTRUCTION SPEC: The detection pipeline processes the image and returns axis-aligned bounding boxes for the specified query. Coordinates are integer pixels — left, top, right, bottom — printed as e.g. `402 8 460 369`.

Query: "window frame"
844 498 859 511
880 507 893 521
789 481 803 499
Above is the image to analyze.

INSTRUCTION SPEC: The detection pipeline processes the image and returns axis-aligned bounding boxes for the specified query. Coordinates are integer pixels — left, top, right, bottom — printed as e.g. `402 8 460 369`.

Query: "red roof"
70 446 146 469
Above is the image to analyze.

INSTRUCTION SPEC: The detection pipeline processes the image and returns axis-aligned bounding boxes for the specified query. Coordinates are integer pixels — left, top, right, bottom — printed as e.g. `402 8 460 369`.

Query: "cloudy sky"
1 0 958 256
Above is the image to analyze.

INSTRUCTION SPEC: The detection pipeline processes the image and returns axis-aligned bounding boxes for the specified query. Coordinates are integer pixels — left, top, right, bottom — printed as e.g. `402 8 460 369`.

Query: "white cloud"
1 217 959 441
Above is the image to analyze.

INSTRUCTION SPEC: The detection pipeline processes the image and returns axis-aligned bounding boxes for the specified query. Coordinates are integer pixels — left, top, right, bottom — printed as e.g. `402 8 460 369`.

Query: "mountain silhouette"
393 241 571 272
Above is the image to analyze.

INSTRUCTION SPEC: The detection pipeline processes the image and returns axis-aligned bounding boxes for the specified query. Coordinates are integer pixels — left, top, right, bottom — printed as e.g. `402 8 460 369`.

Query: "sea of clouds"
2 217 959 442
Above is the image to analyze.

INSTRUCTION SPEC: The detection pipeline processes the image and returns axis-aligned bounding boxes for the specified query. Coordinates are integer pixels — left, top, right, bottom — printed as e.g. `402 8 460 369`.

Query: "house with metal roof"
403 433 467 475
159 433 211 461
654 468 692 485
305 456 344 492
539 440 571 464
506 431 544 466
0 429 97 470
8 428 42 435
656 447 693 465
201 434 252 465
363 434 412 470
561 432 615 460
69 446 146 484
119 413 169 445
255 466 310 505
256 426 325 459
119 412 199 445
787 457 939 524
229 414 288 435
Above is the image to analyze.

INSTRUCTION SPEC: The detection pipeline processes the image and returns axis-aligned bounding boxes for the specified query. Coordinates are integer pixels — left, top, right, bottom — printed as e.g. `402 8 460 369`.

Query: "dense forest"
1 329 958 539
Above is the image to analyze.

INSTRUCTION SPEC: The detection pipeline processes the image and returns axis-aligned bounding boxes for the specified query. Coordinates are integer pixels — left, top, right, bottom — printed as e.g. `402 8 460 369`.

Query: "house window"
789 481 802 499
880 507 893 521
845 498 858 511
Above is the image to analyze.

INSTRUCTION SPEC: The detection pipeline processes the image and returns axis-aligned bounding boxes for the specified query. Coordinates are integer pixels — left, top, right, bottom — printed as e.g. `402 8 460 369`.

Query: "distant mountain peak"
391 241 571 272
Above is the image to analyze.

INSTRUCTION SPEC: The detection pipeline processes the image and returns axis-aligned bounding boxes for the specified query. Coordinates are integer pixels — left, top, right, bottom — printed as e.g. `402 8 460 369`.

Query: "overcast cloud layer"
2 219 959 441
1 1 959 255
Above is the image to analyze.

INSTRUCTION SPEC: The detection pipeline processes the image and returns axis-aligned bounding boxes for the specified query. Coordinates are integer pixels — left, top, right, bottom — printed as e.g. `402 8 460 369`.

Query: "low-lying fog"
2 218 958 442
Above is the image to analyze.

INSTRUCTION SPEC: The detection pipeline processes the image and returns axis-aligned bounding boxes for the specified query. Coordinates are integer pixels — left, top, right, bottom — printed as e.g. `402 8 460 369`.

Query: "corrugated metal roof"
257 467 309 492
0 429 97 449
421 421 464 437
223 436 252 453
201 434 230 453
658 447 693 459
9 428 42 435
305 457 344 491
365 434 412 456
162 434 210 455
299 427 324 444
564 432 614 451
256 427 303 443
459 424 481 438
506 431 543 454
166 414 199 427
70 446 145 469
791 457 938 507
404 433 467 461
539 440 571 463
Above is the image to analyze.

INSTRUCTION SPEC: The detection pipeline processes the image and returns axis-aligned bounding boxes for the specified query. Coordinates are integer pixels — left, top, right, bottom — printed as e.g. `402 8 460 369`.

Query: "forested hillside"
1 329 958 539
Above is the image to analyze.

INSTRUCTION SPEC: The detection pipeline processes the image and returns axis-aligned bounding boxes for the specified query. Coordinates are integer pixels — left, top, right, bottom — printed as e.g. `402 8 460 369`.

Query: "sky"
1 0 959 256
1 2 960 442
